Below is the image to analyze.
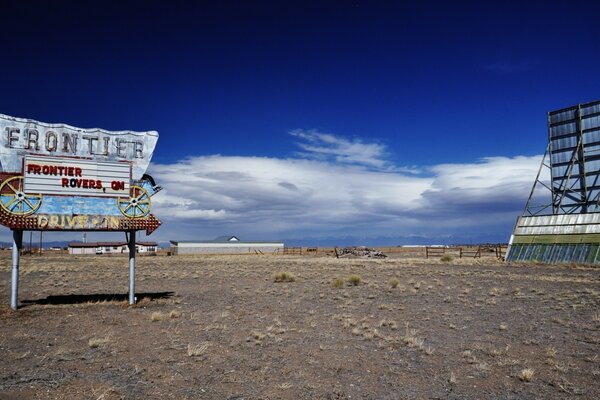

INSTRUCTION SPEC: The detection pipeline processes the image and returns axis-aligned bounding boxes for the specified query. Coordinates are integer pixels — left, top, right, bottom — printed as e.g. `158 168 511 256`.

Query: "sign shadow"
20 291 175 307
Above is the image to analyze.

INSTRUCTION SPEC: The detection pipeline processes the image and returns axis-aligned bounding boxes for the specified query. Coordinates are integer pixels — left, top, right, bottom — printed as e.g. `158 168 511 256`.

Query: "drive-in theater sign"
0 113 162 309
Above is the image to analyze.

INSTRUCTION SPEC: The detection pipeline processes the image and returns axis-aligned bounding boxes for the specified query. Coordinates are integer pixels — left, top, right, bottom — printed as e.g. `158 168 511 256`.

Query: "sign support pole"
128 230 136 305
11 229 23 310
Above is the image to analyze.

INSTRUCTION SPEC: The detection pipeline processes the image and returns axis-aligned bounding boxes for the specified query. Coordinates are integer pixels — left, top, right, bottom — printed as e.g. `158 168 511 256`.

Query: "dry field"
1 252 600 399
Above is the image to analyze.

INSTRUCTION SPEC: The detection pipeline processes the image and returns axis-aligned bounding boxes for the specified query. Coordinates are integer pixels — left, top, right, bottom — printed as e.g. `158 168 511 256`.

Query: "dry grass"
187 342 210 357
134 297 151 307
519 368 534 382
88 336 111 348
2 252 599 399
91 386 118 400
332 277 344 288
379 319 398 330
348 274 362 286
449 371 457 385
151 312 163 321
272 271 296 282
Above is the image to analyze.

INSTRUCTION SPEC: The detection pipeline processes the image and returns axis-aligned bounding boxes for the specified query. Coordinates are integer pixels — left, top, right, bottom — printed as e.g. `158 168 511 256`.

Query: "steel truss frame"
523 102 600 216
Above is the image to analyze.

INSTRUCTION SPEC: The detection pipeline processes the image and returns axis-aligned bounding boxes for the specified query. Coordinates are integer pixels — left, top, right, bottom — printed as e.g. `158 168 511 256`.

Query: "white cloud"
0 132 543 245
290 129 389 169
150 156 431 225
146 134 544 243
417 155 546 226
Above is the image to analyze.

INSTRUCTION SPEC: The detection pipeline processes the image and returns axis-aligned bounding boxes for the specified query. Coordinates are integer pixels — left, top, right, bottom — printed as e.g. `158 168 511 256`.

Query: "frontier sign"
0 113 162 234
2 113 164 309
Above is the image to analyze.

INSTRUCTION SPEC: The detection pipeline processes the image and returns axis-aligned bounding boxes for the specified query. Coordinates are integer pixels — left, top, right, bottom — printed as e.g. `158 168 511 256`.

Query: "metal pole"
11 230 23 310
128 230 136 305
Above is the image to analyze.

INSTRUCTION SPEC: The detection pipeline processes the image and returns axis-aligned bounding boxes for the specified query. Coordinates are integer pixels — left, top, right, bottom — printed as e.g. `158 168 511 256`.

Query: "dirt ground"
1 252 599 399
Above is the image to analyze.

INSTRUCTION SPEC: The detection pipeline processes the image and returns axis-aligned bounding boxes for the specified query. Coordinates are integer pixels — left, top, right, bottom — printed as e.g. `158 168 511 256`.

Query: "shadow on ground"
20 292 175 306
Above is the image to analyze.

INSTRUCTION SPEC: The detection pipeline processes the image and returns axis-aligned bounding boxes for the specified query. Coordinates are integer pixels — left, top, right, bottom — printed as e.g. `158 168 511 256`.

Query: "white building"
68 241 157 255
170 236 284 255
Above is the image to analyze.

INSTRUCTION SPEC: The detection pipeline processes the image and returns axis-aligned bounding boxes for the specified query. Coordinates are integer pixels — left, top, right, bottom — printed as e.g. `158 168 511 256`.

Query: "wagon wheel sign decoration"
118 185 151 218
0 176 42 216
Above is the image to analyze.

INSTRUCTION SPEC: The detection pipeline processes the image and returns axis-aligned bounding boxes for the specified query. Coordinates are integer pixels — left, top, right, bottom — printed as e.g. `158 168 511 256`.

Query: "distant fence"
278 245 507 259
425 245 506 259
282 247 335 256
283 247 302 255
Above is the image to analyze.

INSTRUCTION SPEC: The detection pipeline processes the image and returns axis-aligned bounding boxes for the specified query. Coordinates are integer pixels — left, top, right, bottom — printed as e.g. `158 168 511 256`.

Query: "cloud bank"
147 131 544 244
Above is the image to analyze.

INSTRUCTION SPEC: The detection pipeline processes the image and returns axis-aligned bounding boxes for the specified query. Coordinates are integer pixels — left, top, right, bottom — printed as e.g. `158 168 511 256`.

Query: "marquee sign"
0 113 162 234
24 155 131 197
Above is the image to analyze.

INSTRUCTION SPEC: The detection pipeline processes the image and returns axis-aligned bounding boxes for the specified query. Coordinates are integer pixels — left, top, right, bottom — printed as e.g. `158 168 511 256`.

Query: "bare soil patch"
1 253 599 399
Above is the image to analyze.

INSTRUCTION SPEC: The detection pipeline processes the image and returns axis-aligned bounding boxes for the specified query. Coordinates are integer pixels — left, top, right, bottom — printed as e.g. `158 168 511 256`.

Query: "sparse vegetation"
133 297 151 307
389 278 400 288
332 277 345 288
1 252 597 399
88 336 111 348
379 319 398 330
519 368 534 382
188 342 210 357
151 312 163 321
440 255 453 262
272 271 296 282
249 330 266 343
449 371 457 385
348 274 362 286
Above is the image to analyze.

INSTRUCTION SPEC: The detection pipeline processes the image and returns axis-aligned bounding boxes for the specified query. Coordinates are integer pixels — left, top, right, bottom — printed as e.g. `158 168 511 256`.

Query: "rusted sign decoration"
1 113 162 309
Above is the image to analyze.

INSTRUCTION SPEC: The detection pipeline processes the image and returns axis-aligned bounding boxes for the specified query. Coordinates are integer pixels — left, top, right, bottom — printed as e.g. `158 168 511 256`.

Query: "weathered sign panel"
0 113 158 180
0 114 162 234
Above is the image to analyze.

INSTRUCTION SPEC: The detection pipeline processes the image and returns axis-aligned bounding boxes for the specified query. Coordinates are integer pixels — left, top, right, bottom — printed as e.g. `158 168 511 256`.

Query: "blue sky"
1 1 600 245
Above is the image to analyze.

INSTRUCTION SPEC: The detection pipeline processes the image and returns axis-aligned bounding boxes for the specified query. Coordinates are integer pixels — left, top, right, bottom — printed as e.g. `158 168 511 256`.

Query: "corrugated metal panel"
515 225 600 235
530 234 600 244
519 214 600 227
515 214 600 235
506 243 600 264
